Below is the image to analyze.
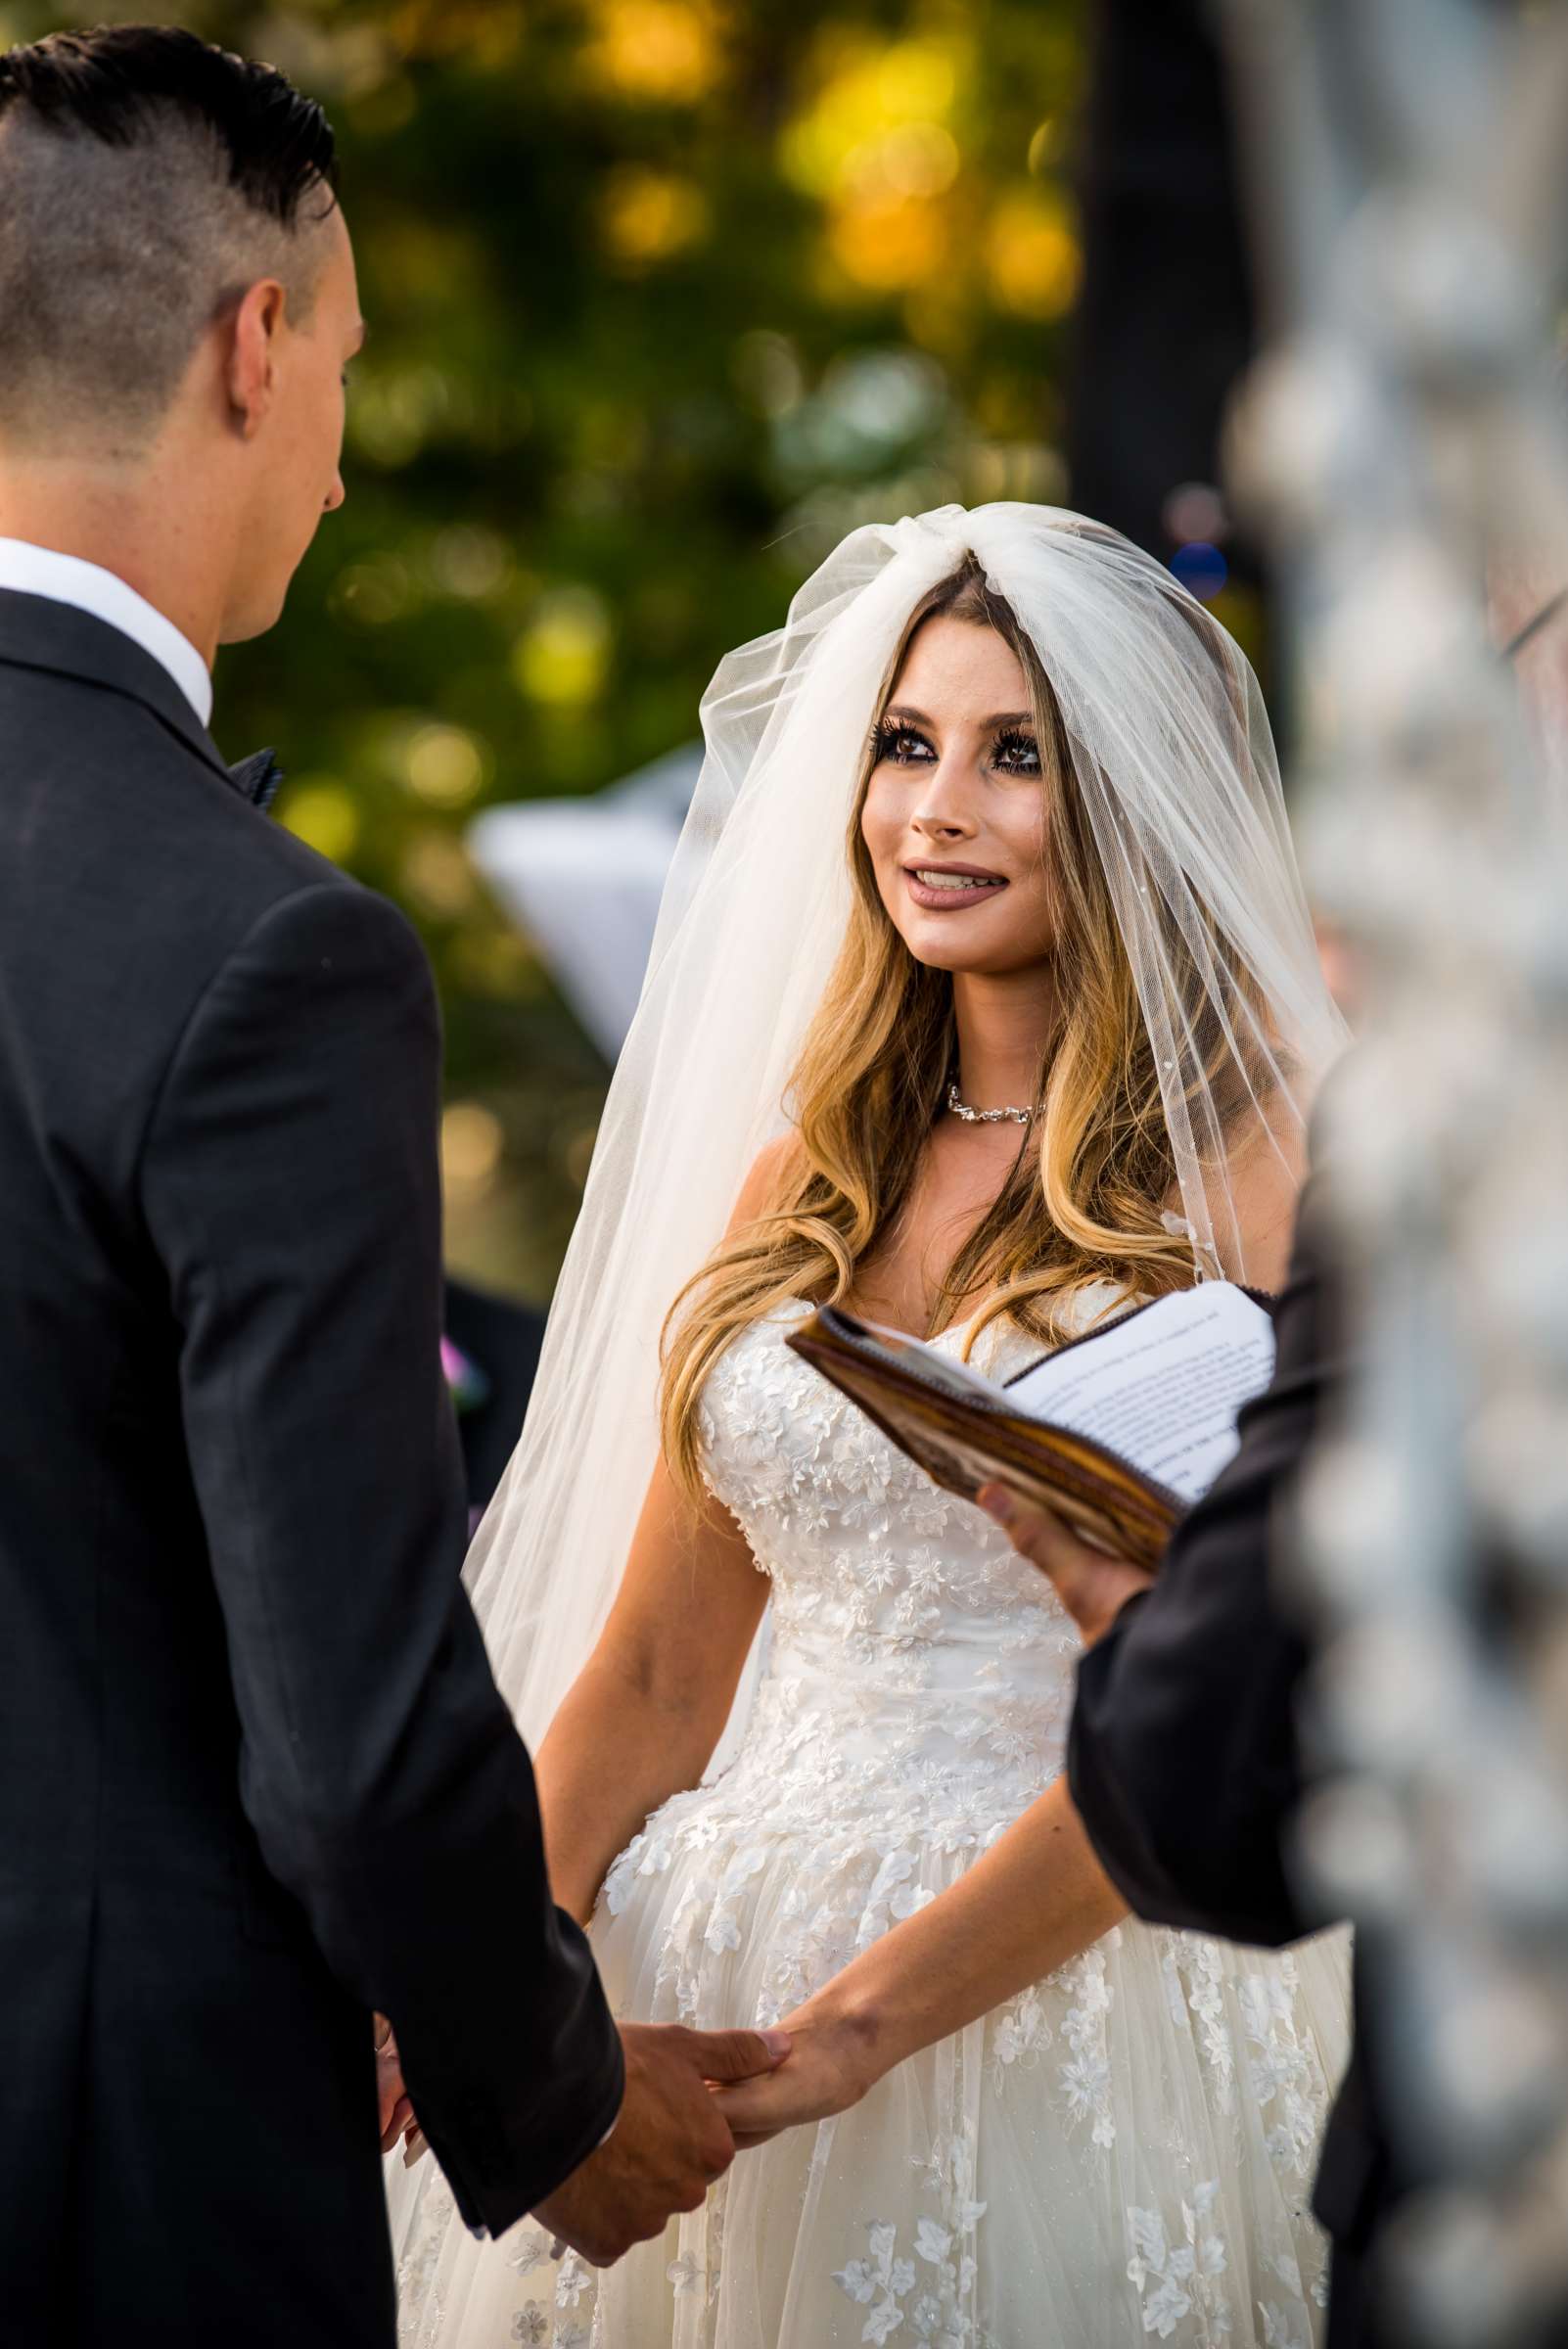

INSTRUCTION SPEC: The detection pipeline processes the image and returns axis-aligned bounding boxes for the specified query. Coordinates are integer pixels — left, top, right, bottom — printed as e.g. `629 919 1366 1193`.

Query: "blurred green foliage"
7 0 1085 1294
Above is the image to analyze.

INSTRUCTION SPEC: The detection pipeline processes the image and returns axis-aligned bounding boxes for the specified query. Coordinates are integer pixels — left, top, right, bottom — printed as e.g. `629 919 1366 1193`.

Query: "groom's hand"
373 2015 416 2153
977 1485 1155 1644
530 2020 790 2268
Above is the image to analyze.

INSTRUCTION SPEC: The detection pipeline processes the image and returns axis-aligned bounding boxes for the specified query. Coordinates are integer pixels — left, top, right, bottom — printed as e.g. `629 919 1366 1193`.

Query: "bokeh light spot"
1027 117 1059 176
731 329 805 420
429 526 514 601
512 587 614 708
401 833 478 919
406 724 488 807
984 188 1082 321
780 32 967 202
1171 541 1229 602
601 166 710 268
278 781 361 865
829 192 948 294
1164 481 1230 546
850 120 960 202
441 1101 504 1193
579 0 725 105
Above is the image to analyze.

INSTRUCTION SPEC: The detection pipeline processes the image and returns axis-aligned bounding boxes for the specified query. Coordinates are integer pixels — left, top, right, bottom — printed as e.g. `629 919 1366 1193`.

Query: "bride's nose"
910 760 978 842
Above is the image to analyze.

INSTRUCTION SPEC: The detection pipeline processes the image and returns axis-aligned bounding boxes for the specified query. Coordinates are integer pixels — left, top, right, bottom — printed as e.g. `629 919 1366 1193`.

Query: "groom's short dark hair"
0 25 339 449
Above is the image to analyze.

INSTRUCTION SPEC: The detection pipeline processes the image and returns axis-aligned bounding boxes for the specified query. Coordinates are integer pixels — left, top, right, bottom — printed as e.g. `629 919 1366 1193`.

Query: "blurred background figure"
1067 0 1260 632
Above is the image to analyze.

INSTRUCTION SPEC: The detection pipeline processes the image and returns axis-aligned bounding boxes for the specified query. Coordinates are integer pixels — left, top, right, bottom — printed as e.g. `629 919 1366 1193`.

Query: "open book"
785 1281 1277 1571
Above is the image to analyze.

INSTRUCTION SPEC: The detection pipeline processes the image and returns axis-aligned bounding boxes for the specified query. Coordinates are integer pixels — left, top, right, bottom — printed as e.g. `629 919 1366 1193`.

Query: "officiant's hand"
977 1485 1155 1644
531 2020 791 2267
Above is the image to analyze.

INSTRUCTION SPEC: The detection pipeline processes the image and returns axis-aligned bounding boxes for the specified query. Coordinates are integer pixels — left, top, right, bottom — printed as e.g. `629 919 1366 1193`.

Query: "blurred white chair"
469 743 701 1062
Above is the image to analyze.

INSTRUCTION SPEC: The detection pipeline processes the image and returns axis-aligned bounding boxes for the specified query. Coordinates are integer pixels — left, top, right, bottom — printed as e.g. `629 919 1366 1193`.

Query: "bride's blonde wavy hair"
659 556 1275 1505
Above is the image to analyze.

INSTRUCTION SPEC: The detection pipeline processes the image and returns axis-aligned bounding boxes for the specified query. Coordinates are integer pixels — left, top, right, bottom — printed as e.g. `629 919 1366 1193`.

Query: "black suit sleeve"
139 880 623 2236
1067 1204 1338 1949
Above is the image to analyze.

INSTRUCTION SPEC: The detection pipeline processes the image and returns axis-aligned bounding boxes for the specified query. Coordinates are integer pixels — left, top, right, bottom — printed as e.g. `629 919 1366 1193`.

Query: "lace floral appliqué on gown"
395 1299 1351 2348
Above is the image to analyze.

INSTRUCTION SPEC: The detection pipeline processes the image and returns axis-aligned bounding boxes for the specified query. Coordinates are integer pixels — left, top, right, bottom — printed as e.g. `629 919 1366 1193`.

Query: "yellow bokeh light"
780 33 969 202
601 166 710 267
405 723 487 807
985 188 1083 321
873 120 959 200
401 833 478 919
874 42 955 118
829 192 948 295
279 781 361 865
1027 117 1059 177
441 1101 504 1191
512 586 613 708
579 0 724 105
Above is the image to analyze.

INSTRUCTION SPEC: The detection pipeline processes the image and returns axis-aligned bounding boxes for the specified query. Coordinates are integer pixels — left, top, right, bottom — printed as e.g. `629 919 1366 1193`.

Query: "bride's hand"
708 1997 882 2149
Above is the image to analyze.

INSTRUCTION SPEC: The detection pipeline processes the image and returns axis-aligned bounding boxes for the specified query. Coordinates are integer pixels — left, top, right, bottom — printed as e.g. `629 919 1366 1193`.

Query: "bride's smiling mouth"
902 861 1010 911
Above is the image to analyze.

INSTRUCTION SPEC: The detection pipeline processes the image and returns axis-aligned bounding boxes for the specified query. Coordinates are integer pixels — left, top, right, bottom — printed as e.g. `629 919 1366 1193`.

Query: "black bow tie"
227 748 285 815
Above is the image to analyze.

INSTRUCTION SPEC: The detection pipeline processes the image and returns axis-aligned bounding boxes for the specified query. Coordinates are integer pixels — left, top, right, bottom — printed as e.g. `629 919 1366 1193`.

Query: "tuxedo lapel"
0 586 237 793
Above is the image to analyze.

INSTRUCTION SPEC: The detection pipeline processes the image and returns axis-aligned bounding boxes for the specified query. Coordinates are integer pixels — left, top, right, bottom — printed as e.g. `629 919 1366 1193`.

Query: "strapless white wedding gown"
395 1298 1351 2348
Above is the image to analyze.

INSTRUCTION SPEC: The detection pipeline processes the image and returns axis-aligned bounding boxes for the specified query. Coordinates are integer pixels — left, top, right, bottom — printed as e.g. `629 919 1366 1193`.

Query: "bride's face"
859 615 1054 976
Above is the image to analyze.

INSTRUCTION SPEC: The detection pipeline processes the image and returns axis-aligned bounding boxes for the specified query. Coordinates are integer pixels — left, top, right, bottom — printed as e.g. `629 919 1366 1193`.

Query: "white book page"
841 1319 1008 1405
1004 1283 1276 1503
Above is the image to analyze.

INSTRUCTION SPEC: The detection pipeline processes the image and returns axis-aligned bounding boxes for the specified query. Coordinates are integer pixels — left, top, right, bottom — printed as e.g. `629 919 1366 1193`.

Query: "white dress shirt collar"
0 536 213 728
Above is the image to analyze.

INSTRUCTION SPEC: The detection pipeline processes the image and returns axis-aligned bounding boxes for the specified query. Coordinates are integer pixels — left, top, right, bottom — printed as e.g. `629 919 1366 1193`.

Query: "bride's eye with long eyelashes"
992 725 1040 776
871 719 936 766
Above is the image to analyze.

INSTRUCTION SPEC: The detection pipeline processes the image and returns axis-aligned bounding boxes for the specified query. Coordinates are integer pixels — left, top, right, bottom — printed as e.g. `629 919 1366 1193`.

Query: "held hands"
710 1995 883 2149
531 2021 791 2267
371 2016 790 2263
976 1485 1155 1644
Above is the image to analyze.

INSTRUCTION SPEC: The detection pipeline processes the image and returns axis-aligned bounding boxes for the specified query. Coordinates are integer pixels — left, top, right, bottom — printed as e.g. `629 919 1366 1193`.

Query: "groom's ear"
225 279 290 440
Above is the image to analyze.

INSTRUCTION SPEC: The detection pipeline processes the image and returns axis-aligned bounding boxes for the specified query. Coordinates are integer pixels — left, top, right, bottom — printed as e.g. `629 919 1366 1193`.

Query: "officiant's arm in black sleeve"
140 879 623 2235
1067 1203 1338 1949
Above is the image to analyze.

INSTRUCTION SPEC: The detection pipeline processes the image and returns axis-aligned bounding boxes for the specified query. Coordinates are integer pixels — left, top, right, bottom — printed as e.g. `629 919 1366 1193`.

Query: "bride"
393 503 1353 2346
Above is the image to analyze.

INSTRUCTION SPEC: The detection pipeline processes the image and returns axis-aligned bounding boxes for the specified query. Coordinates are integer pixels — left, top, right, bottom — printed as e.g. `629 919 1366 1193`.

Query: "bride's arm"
534 1461 768 1926
710 1775 1127 2144
535 1134 800 1925
539 1131 807 1926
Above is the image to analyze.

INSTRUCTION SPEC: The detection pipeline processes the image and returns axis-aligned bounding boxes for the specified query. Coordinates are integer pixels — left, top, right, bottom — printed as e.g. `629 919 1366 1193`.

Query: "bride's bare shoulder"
727 1131 808 1233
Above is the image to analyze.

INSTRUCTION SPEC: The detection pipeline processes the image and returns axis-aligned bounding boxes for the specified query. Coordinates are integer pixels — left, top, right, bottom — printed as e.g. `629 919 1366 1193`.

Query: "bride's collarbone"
847 1166 1008 1339
841 1251 997 1346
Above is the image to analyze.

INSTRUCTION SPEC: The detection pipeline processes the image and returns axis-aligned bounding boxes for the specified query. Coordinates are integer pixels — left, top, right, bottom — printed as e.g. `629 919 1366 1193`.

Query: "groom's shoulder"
0 661 431 1076
12 656 406 961
146 797 429 1046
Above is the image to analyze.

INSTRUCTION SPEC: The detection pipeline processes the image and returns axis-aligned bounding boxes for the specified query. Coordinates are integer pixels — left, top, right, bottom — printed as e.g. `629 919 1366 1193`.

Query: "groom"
0 27 783 2345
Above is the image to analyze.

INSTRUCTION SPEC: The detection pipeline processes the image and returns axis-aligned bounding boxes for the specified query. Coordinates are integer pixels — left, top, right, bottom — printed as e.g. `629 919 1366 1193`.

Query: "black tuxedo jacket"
1068 1193 1396 2343
0 590 623 2346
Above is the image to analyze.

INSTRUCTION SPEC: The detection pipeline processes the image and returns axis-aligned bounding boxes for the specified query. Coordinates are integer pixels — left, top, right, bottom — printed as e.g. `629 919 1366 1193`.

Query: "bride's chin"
899 935 1051 978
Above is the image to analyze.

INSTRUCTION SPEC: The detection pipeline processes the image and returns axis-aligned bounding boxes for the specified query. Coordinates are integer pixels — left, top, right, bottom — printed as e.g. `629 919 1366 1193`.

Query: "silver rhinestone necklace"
945 1079 1036 1128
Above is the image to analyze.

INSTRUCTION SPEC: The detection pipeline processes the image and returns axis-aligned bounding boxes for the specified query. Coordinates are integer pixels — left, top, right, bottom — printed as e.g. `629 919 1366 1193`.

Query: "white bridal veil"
461 501 1346 1760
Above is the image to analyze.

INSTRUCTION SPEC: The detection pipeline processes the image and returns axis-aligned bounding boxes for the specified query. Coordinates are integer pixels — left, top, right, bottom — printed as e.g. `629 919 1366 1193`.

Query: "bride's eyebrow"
880 705 1036 729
